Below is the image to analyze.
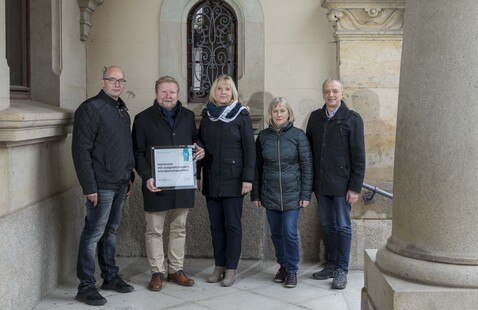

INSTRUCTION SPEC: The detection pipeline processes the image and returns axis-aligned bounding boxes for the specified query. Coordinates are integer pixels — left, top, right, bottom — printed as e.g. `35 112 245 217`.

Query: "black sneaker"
311 264 335 280
284 272 297 288
331 268 347 289
274 265 287 283
75 287 107 306
101 275 134 293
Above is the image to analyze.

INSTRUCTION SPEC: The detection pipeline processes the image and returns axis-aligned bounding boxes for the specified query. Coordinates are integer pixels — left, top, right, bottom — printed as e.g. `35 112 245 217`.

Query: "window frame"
6 0 31 99
187 0 238 103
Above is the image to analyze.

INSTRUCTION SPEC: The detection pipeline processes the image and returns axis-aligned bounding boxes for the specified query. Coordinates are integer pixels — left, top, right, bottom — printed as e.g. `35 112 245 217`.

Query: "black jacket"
198 105 256 198
251 122 313 211
72 90 135 195
132 101 202 212
306 101 365 196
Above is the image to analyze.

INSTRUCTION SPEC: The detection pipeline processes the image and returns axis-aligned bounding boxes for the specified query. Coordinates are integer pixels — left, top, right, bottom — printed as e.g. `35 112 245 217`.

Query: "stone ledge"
0 100 74 147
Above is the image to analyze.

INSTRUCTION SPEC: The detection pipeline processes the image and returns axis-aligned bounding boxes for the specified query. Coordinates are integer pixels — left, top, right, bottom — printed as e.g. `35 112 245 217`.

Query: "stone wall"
0 186 84 309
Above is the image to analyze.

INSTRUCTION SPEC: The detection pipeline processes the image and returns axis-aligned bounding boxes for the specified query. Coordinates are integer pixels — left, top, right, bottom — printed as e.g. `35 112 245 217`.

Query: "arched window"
187 0 237 103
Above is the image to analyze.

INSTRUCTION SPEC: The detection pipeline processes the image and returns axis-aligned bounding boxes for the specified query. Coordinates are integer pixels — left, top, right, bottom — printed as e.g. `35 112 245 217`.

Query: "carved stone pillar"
78 0 104 41
362 0 478 308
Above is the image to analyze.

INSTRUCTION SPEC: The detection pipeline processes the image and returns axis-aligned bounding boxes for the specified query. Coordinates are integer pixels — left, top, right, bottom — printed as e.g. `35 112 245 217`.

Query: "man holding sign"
132 76 204 291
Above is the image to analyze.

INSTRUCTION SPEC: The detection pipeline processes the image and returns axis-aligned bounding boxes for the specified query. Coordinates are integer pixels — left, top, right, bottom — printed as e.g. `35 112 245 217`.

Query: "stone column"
321 0 404 269
363 1 478 309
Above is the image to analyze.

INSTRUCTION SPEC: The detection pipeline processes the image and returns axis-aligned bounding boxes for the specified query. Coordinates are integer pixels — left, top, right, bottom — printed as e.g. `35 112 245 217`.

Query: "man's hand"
346 190 359 204
147 178 162 193
86 193 98 207
126 181 133 198
241 182 252 195
252 200 262 208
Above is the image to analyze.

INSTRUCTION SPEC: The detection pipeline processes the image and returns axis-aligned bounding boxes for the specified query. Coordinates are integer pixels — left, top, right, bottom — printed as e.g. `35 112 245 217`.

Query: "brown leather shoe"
167 270 195 286
148 273 164 291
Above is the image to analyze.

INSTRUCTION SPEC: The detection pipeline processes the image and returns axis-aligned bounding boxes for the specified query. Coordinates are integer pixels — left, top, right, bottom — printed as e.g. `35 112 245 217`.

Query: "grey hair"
102 65 124 78
267 96 295 126
322 78 343 92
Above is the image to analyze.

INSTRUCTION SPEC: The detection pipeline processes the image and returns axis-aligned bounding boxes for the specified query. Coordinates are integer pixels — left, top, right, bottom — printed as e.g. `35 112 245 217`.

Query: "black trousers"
206 196 244 269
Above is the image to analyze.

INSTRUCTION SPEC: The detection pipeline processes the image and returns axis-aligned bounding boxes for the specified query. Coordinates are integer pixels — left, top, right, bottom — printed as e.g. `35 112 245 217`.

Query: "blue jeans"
316 194 352 273
206 197 243 269
266 208 300 273
77 187 127 292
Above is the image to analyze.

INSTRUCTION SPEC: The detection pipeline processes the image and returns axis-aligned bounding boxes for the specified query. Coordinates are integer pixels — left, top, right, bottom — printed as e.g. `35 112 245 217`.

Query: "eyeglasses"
103 77 127 86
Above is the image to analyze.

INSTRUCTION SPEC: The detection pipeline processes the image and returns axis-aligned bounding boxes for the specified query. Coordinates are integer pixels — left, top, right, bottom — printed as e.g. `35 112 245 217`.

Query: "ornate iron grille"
187 0 237 103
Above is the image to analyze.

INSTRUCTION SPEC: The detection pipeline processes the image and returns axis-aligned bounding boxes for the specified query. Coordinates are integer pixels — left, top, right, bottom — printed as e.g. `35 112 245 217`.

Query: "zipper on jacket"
318 119 329 182
277 132 284 211
117 104 128 132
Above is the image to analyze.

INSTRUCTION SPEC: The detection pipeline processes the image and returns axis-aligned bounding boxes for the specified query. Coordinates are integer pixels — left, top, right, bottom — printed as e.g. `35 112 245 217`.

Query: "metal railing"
362 182 393 204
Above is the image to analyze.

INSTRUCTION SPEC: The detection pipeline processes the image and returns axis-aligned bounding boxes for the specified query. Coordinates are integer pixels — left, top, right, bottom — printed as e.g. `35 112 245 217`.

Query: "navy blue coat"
198 106 256 198
306 101 365 196
251 122 313 211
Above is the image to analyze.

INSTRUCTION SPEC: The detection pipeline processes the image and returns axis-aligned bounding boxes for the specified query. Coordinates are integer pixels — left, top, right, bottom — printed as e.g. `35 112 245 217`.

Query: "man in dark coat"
132 76 204 291
306 78 365 290
72 66 135 306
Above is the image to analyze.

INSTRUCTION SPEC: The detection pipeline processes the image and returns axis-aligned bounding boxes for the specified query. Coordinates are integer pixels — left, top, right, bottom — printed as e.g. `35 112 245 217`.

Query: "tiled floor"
33 257 363 310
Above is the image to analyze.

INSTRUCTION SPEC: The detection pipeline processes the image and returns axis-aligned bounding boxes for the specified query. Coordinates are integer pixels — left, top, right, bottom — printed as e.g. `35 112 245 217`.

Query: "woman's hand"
193 143 205 160
300 200 310 208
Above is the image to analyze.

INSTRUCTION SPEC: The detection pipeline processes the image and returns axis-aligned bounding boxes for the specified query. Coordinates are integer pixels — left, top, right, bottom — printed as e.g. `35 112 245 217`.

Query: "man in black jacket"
306 78 365 290
72 66 135 306
132 76 204 292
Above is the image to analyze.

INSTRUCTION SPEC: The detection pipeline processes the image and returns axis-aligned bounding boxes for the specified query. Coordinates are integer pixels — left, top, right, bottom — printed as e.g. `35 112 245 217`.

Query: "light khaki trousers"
145 208 189 274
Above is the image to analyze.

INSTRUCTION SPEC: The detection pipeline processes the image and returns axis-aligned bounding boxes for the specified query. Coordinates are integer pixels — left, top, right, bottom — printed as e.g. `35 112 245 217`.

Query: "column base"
362 249 478 310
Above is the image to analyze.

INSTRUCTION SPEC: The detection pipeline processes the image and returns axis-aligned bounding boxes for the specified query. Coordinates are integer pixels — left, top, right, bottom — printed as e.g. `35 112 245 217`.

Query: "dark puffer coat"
132 100 202 212
251 122 313 211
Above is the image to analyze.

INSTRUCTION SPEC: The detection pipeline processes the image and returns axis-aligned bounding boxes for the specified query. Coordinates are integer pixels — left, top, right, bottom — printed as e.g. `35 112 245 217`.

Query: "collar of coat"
153 99 182 117
318 100 349 120
99 89 128 111
269 121 293 133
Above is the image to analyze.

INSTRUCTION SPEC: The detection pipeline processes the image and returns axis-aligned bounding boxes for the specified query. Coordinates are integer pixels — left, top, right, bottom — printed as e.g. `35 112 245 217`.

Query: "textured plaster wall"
261 0 336 130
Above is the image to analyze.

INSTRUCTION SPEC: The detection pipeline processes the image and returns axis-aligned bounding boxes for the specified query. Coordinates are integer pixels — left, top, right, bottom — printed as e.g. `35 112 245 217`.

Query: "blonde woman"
197 75 256 287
